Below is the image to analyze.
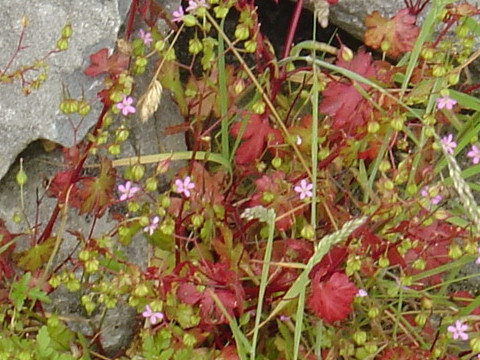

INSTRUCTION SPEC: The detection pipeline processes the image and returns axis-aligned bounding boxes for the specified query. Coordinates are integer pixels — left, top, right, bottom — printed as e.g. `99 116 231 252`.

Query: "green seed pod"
271 156 282 169
448 242 462 259
353 331 367 346
56 38 68 51
380 40 390 53
421 47 434 60
367 121 380 133
108 144 121 155
61 24 73 38
16 168 27 186
432 65 446 77
300 224 315 240
145 177 158 192
131 163 145 181
191 214 204 228
77 101 91 116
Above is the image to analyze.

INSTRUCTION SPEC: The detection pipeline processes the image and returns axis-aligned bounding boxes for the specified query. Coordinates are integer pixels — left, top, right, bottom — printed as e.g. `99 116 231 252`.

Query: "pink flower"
143 216 159 235
294 179 313 200
172 5 184 22
279 315 290 321
175 176 195 197
186 0 208 12
356 289 368 297
447 320 468 340
436 96 457 110
421 186 442 206
138 29 153 46
116 95 136 116
118 181 140 201
467 145 480 164
441 134 456 155
142 305 164 325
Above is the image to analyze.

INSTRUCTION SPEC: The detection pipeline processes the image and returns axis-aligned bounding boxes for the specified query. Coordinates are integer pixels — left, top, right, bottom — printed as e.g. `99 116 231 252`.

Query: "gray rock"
0 0 130 180
328 0 480 41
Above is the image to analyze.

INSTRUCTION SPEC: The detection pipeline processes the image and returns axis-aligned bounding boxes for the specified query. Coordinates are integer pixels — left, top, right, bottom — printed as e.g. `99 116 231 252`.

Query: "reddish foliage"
0 219 15 279
307 272 357 324
230 115 283 165
176 261 244 325
83 48 129 78
364 9 420 58
75 158 116 217
249 171 305 231
379 346 432 360
393 220 464 285
449 290 480 315
319 49 376 135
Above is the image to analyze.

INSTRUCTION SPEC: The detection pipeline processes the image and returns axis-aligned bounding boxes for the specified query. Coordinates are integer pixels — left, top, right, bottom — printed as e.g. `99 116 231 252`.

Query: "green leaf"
15 236 55 271
9 272 31 310
36 326 53 358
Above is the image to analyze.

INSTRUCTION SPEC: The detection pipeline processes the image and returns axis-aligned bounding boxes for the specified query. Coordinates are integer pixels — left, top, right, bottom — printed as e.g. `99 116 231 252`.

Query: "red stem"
270 0 304 102
125 0 139 41
37 106 108 244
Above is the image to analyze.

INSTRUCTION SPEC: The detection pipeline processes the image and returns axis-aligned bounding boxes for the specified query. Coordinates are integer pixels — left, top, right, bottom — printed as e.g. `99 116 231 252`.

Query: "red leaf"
319 50 375 134
307 272 357 324
83 48 129 78
364 9 419 58
0 219 15 279
75 158 116 216
230 115 282 165
177 283 202 305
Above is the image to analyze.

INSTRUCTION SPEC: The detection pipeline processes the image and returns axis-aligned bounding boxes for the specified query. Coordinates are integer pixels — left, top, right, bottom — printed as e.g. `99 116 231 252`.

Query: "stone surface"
0 0 130 180
329 0 480 40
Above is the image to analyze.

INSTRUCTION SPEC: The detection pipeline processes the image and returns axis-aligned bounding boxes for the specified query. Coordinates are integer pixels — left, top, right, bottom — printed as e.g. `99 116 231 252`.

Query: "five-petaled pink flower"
441 134 457 155
144 216 159 235
294 179 313 200
138 29 153 46
447 320 469 340
142 305 164 325
186 0 208 12
175 176 195 197
117 95 136 116
467 145 480 165
172 5 184 22
118 181 140 201
436 96 457 110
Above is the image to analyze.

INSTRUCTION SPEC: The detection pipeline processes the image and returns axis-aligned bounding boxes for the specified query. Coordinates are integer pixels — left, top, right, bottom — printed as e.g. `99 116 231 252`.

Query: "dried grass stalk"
137 79 162 123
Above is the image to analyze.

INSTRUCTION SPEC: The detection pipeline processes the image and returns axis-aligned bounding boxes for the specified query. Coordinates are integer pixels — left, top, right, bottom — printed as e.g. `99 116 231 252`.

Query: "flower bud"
145 177 158 192
415 312 427 327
